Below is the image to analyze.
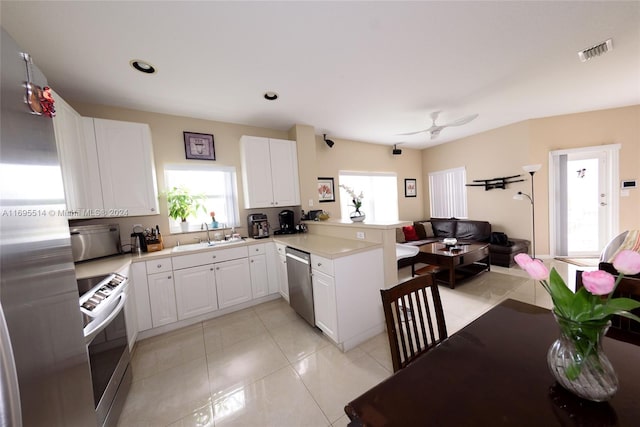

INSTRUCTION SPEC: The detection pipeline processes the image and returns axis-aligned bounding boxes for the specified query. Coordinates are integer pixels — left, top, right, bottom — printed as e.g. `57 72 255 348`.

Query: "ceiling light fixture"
323 134 335 148
263 91 279 101
578 38 613 62
130 60 156 74
392 144 402 155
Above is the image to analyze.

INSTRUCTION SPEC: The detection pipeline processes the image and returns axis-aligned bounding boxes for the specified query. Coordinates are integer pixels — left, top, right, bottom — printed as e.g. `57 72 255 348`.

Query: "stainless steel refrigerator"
0 28 97 426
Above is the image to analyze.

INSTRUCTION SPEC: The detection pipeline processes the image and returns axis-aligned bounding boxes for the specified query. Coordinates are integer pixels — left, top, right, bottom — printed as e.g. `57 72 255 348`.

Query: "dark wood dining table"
344 299 640 426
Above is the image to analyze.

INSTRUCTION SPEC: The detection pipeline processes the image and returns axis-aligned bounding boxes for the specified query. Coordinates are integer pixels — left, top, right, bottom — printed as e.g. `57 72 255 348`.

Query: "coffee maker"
247 213 270 239
274 209 296 235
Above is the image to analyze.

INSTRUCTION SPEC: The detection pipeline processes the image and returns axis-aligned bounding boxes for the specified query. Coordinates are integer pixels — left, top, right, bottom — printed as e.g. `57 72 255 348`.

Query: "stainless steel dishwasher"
285 247 315 326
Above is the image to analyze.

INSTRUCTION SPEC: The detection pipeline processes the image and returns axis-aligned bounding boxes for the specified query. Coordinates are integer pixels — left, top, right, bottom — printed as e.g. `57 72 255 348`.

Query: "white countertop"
303 219 411 229
74 234 381 279
272 234 381 259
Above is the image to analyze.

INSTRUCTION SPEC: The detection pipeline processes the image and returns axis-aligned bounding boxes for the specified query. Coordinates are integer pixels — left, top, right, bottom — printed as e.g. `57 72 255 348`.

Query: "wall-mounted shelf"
466 174 525 191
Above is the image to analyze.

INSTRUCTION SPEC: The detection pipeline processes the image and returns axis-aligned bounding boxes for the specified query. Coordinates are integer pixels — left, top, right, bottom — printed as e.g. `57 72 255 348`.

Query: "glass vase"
350 210 365 222
547 313 618 402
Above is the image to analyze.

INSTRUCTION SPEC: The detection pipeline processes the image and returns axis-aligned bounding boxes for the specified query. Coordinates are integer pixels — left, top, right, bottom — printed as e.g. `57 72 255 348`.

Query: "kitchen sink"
171 238 245 253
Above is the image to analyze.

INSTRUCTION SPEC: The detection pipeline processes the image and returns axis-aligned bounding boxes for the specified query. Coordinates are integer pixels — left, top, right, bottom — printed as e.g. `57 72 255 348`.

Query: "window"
428 167 467 218
164 165 239 233
338 171 398 222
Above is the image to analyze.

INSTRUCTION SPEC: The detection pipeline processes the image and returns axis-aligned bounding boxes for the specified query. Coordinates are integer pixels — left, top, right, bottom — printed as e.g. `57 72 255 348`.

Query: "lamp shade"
522 164 541 173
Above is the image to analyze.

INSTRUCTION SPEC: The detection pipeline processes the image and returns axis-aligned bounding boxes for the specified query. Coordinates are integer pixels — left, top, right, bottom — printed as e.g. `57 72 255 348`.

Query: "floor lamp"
514 164 541 259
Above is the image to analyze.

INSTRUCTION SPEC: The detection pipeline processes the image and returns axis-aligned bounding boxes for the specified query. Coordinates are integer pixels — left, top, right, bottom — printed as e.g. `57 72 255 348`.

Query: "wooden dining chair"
380 274 448 372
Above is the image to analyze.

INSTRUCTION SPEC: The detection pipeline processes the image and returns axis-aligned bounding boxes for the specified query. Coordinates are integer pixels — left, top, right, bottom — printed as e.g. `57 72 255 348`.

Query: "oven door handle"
83 292 126 344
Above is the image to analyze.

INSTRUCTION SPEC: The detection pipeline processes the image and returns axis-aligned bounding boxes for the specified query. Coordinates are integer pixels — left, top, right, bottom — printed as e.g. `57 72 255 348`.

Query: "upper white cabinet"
85 118 159 216
52 92 158 218
51 91 103 213
240 136 300 208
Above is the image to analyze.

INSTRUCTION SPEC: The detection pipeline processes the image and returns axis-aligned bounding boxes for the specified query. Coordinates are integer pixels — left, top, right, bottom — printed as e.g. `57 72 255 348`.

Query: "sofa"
397 218 530 269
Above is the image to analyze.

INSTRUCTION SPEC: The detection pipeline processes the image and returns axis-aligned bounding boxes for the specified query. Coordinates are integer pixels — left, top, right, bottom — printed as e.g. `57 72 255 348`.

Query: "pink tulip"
612 250 640 276
582 270 616 295
514 253 549 280
514 253 533 268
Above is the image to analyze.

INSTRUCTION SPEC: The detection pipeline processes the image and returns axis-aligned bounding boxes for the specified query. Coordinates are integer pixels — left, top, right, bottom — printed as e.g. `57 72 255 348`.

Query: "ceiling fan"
400 111 479 140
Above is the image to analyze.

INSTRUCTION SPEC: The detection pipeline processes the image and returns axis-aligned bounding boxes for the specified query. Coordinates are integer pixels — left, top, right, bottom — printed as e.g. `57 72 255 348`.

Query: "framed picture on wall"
318 177 335 202
184 131 215 160
405 178 417 197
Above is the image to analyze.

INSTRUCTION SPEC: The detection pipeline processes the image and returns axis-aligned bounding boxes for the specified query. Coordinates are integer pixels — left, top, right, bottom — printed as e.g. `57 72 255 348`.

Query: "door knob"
601 202 607 206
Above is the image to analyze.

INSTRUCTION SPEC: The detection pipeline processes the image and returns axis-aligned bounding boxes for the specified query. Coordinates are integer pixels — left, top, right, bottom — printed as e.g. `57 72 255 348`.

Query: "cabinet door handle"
168 275 172 279
157 264 162 269
250 259 254 263
216 267 220 271
150 207 156 212
210 268 214 271
317 263 322 267
212 255 216 259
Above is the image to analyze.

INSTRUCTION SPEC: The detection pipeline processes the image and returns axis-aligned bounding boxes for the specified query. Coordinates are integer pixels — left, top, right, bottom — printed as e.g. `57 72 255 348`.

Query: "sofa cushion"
456 220 491 241
430 218 456 237
415 221 435 238
396 228 406 243
403 226 419 241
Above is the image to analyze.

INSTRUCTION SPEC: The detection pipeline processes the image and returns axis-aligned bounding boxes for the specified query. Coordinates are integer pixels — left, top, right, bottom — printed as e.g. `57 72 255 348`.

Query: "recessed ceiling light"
264 91 279 101
130 60 156 74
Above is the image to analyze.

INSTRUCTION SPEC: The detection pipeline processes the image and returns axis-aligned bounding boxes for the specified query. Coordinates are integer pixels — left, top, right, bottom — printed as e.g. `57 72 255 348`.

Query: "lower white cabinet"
311 248 384 351
216 258 252 309
312 269 338 342
275 243 289 301
147 271 177 327
174 264 218 320
249 254 269 299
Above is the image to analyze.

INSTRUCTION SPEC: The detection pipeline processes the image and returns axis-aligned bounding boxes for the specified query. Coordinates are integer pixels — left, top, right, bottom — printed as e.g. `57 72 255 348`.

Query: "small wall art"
317 177 335 202
405 178 417 197
184 131 215 160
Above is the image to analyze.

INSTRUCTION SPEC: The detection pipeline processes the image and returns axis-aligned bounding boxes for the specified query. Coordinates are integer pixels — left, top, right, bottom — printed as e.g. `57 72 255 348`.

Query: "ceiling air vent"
578 39 613 62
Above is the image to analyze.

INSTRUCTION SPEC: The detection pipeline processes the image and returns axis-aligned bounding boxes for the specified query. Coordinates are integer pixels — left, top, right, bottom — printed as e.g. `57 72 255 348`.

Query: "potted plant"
166 186 205 232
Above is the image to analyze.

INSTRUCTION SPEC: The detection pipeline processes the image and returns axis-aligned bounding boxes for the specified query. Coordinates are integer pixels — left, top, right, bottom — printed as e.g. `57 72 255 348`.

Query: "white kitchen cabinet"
275 243 289 301
130 262 152 332
240 136 300 208
51 91 103 215
84 117 159 216
248 243 268 298
174 264 218 320
309 248 384 351
216 258 252 309
117 264 138 351
265 242 280 295
312 269 338 342
147 271 177 327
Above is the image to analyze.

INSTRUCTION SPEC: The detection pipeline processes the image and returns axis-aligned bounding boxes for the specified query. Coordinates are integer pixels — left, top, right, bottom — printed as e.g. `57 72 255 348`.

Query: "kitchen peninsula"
75 233 386 352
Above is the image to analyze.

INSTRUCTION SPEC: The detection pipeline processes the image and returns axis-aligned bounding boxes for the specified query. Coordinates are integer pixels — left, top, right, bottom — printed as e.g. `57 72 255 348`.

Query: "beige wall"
68 102 423 245
422 105 640 255
312 136 424 221
71 101 290 245
71 100 638 254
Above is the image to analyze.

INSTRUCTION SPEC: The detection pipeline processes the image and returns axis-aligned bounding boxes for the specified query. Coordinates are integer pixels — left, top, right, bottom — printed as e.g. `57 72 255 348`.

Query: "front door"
549 144 620 257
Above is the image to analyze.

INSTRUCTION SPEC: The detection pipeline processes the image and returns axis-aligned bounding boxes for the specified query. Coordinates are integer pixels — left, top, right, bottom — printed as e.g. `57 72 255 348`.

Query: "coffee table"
418 242 490 288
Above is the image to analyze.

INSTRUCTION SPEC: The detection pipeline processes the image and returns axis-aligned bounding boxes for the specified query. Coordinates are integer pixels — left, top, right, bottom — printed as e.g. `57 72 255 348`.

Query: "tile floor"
117 259 587 427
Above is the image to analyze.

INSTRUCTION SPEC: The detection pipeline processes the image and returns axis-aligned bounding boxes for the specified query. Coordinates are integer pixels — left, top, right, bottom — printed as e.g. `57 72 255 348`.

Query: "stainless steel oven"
78 273 132 427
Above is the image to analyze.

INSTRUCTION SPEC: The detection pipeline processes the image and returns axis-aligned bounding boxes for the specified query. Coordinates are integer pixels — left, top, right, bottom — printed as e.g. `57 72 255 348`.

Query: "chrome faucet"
203 223 211 244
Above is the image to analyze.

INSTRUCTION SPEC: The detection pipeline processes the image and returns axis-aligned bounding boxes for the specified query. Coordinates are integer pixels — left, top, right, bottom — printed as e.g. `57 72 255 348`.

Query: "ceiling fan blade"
442 113 479 128
397 129 429 136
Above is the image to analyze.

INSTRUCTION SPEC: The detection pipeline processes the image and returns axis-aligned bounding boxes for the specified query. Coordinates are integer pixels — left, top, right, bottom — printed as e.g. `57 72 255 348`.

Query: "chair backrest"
380 274 448 372
576 270 640 345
